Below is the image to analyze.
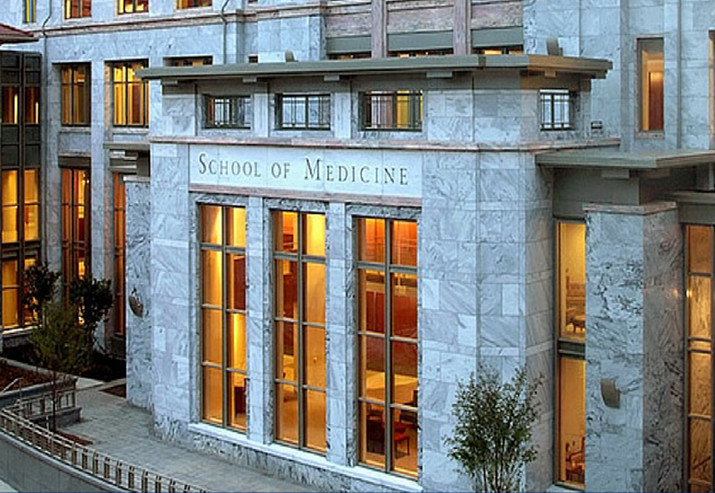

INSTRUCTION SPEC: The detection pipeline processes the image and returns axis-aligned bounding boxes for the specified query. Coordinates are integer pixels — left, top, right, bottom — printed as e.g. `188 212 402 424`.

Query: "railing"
0 394 205 493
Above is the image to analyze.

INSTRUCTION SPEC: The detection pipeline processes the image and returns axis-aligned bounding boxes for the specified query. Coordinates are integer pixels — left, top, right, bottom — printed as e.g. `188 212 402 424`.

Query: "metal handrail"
0 399 206 493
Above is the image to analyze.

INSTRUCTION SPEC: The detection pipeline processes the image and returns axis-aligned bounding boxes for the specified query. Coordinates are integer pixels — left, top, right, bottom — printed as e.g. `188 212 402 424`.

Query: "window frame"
637 37 664 133
117 0 148 14
24 0 36 23
540 89 574 131
554 220 586 489
199 204 248 432
360 91 423 132
275 93 331 131
112 173 127 336
64 0 91 19
273 210 327 453
204 95 252 130
356 217 418 477
60 64 91 127
61 166 91 298
111 60 149 128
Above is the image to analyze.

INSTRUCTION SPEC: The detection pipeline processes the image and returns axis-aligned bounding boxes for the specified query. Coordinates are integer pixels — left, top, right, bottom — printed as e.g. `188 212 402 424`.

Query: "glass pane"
227 313 246 371
274 211 298 253
24 204 39 241
689 352 712 417
303 213 325 257
201 250 222 306
276 321 297 383
303 263 325 325
201 205 222 244
226 207 246 247
276 383 299 445
25 86 39 124
689 226 711 274
358 218 385 263
558 222 586 342
360 402 385 468
304 325 325 389
558 357 586 485
275 259 298 320
226 254 245 311
202 366 222 425
61 82 72 124
639 38 664 131
360 335 385 401
305 389 326 452
392 273 417 339
392 341 417 406
1 87 18 124
228 372 246 431
689 276 711 340
689 419 712 484
201 308 222 365
392 408 417 476
359 269 385 334
24 169 38 202
391 221 417 267
2 171 18 206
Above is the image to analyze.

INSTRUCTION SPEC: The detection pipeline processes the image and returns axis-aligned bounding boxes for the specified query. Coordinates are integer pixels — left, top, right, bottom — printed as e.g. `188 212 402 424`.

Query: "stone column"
325 203 351 464
371 0 387 58
584 201 683 492
453 0 471 55
125 176 152 409
246 196 273 443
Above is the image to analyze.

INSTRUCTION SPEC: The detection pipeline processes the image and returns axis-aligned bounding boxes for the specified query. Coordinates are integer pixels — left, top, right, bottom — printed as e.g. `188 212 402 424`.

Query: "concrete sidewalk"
63 383 312 493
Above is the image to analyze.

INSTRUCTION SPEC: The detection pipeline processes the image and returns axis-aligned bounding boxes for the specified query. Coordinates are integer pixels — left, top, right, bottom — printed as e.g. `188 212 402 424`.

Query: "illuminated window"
474 46 523 55
166 56 212 67
61 168 90 296
111 61 148 127
24 0 36 22
113 174 126 336
205 96 251 129
556 221 586 487
64 0 91 18
1 87 19 124
177 0 211 8
388 49 453 57
274 211 326 452
358 218 418 477
200 205 247 431
361 92 422 131
686 225 713 492
540 89 574 131
118 0 147 14
61 64 90 126
639 38 664 132
275 94 330 130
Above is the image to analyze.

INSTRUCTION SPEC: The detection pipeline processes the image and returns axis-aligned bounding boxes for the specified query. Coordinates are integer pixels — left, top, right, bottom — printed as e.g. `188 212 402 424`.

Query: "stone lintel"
583 200 677 216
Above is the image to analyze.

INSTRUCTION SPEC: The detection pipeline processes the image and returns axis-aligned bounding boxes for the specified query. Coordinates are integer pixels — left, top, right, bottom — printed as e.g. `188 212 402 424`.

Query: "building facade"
0 0 714 492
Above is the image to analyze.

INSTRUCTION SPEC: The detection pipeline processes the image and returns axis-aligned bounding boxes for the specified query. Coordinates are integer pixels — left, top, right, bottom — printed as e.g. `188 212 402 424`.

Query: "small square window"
24 0 36 23
64 0 91 19
540 89 574 131
177 0 211 9
361 91 422 131
118 0 148 14
205 96 251 129
275 94 330 130
638 38 664 132
61 64 91 126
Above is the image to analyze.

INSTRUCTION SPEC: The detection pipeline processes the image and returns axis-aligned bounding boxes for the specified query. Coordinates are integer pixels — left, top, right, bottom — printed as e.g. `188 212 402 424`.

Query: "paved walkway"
63 382 312 493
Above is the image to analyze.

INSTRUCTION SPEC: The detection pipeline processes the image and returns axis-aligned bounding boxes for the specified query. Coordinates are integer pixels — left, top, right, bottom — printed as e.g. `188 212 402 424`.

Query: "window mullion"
384 219 392 472
222 209 229 428
297 213 305 448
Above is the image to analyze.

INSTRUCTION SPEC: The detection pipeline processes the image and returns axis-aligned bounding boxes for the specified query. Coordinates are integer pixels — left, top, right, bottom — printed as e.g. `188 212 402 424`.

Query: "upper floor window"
177 0 211 8
118 0 148 14
166 56 212 67
389 50 453 57
111 61 148 127
61 64 90 126
638 38 663 132
361 91 422 131
475 46 524 55
24 0 36 23
205 95 251 129
275 94 330 130
540 89 574 131
65 0 91 19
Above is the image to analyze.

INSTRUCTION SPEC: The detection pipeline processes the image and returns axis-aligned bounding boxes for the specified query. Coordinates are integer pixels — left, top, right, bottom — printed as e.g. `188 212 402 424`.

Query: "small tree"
24 262 61 324
446 366 540 492
29 301 89 431
69 276 113 355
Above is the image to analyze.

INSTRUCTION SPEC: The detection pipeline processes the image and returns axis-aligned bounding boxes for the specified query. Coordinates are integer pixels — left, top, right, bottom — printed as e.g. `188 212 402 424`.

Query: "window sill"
635 130 664 139
60 126 91 132
188 423 422 492
548 482 584 492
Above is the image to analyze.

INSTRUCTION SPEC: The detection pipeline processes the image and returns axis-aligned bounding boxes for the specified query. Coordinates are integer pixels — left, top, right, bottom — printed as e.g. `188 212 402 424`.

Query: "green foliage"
69 276 113 351
29 301 89 377
446 366 540 492
23 262 61 323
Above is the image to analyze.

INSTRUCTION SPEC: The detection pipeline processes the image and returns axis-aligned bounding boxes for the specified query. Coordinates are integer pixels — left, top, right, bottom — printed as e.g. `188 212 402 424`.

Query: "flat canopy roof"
537 148 715 170
139 54 611 82
0 23 36 44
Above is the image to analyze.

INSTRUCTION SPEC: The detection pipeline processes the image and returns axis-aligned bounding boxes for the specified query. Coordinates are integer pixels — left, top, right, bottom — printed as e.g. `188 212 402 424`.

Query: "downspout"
40 0 52 264
220 0 231 64
676 0 683 148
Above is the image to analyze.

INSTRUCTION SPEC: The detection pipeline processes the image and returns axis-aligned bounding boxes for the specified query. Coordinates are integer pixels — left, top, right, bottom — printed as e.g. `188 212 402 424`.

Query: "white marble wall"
125 176 152 409
584 202 683 492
